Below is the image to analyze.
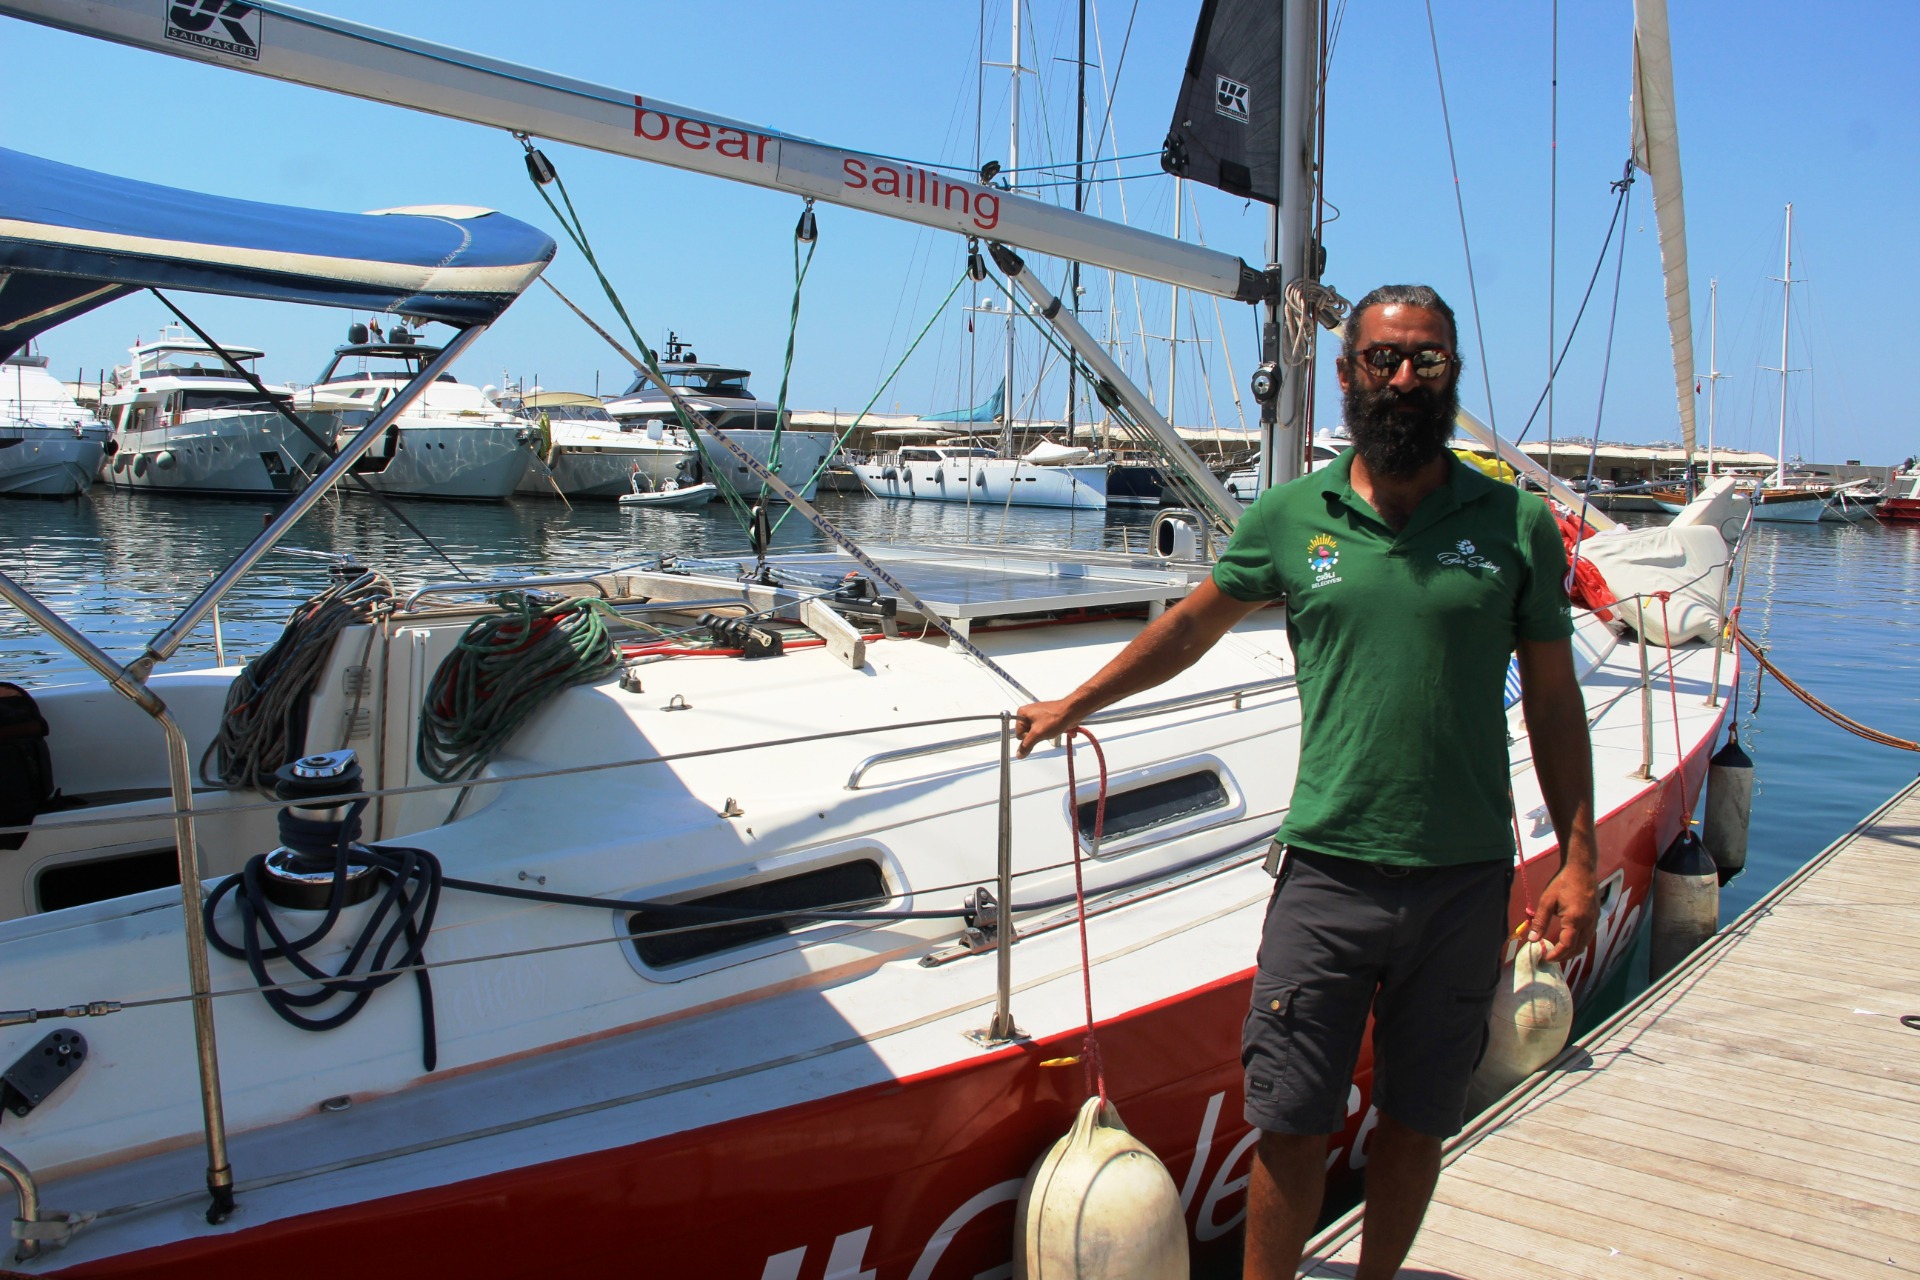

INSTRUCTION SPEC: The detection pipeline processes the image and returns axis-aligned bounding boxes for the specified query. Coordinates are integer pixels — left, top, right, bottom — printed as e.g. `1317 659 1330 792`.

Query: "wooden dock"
1301 778 1920 1279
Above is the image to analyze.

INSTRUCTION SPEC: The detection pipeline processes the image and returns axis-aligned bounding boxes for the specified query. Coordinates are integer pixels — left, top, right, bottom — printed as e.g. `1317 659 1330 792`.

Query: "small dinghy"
618 476 715 508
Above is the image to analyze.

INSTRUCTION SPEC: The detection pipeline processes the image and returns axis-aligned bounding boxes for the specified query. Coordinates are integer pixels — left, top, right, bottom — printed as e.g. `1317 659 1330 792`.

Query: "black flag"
1161 0 1285 205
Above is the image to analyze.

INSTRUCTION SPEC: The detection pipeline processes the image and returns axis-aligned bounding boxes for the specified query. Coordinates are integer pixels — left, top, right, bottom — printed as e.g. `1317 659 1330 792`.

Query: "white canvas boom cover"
0 0 1266 304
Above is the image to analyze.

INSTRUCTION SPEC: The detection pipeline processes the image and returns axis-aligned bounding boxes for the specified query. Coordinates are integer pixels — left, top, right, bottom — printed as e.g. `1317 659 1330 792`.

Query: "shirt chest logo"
1307 534 1343 588
1438 538 1502 573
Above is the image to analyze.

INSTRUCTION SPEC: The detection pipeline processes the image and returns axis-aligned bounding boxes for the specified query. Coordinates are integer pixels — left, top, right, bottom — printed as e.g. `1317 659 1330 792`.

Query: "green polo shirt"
1213 451 1573 867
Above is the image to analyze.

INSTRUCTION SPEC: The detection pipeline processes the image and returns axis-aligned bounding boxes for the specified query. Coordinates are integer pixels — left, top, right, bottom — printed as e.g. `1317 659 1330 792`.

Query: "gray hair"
1341 285 1460 362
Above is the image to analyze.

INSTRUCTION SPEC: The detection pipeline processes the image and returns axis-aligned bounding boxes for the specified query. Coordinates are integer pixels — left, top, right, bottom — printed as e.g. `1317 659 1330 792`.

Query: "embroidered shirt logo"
1438 538 1502 573
1307 534 1342 588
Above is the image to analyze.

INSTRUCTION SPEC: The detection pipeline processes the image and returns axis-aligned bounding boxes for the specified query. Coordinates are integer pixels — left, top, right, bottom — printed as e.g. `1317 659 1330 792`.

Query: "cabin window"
36 849 180 912
627 859 889 968
1076 770 1230 844
180 390 284 412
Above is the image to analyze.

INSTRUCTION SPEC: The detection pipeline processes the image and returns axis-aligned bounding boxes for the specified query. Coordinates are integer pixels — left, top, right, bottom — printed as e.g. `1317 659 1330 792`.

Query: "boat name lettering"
165 0 261 60
842 160 1001 232
632 96 772 163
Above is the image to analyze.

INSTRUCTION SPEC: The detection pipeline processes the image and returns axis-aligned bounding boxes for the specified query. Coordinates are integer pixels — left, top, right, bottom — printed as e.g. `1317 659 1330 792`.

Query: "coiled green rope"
417 593 624 784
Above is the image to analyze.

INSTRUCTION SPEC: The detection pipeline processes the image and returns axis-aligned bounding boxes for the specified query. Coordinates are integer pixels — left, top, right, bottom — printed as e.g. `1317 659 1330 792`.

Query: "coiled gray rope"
200 572 394 789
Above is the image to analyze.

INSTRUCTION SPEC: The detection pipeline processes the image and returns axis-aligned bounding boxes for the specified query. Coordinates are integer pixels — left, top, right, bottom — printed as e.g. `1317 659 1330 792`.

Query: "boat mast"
1067 0 1085 447
1001 0 1022 459
1169 178 1182 423
1772 204 1794 486
1261 0 1320 490
1704 276 1725 475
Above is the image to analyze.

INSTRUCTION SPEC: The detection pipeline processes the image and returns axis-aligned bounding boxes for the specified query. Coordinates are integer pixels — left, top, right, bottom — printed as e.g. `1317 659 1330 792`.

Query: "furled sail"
1630 0 1697 467
1160 0 1285 203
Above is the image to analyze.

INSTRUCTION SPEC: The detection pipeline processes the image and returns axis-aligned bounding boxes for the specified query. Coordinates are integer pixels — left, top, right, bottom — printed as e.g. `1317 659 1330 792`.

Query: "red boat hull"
36 735 1708 1280
1877 496 1920 523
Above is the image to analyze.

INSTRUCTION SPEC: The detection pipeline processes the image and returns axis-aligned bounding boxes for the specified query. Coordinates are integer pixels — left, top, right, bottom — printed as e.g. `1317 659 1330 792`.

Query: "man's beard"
1345 375 1460 478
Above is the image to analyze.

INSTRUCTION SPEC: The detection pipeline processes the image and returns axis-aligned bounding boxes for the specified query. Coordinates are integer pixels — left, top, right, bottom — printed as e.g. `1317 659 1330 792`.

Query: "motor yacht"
0 348 111 496
99 331 312 497
295 326 537 500
600 336 835 502
511 389 696 499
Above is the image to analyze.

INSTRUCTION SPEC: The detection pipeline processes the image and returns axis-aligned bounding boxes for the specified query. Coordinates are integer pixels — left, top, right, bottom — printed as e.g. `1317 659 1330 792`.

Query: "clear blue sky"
4 1 1915 466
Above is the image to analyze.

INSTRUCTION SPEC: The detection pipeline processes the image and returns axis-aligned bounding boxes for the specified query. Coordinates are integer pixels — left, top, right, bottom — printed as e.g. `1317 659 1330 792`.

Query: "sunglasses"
1354 345 1454 380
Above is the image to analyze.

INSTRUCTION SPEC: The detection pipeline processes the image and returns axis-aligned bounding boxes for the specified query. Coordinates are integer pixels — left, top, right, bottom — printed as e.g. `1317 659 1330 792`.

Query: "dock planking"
1301 777 1920 1279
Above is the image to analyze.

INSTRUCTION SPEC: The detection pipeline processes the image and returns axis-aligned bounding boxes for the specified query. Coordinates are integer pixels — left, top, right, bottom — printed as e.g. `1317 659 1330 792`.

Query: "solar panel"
769 544 1205 619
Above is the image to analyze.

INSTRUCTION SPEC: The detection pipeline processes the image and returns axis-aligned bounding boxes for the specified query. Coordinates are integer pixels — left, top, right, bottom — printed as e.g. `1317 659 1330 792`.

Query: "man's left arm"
1517 635 1599 963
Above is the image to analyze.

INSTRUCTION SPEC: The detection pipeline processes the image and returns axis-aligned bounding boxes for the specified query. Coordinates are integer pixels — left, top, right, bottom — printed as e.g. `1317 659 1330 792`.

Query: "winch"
261 749 381 910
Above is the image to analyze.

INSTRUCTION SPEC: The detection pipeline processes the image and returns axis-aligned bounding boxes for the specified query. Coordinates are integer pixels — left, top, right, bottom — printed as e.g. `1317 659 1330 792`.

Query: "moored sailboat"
0 3 1742 1277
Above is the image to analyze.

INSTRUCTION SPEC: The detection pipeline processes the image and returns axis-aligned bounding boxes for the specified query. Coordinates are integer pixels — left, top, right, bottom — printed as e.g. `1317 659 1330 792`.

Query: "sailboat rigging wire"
1568 168 1635 554
516 138 757 528
1423 0 1499 434
1546 0 1560 473
1082 0 1143 176
146 290 475 583
1512 174 1634 446
773 269 969 534
757 217 819 505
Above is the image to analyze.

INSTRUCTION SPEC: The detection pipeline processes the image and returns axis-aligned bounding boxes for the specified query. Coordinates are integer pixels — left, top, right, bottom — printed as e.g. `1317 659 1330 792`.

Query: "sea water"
2 490 1916 933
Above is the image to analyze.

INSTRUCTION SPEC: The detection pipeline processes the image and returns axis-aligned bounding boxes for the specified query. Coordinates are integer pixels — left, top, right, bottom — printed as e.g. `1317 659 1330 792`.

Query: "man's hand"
1528 856 1598 963
1014 699 1079 757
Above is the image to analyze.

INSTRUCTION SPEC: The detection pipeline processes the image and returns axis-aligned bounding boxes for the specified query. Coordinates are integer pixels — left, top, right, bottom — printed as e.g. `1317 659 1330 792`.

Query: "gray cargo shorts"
1242 845 1510 1139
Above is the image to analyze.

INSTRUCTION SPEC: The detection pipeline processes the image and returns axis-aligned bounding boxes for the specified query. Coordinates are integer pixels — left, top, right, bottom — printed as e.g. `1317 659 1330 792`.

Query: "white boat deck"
1302 777 1920 1279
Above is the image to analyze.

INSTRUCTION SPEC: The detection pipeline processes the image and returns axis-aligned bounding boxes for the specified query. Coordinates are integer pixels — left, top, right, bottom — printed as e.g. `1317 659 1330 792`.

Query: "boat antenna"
146 290 474 581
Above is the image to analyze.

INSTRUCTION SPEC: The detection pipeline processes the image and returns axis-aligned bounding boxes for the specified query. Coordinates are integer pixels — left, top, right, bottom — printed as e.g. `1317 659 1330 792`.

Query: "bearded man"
1015 285 1598 1280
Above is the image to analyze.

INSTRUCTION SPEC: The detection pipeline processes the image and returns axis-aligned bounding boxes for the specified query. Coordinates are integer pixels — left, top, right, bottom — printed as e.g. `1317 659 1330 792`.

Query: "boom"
0 0 1268 303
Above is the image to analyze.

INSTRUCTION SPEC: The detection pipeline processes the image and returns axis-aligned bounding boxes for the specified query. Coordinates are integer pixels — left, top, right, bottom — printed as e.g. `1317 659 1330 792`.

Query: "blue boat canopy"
0 147 555 360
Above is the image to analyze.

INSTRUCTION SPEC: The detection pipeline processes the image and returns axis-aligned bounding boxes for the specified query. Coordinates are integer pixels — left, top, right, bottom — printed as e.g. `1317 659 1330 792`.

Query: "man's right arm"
1014 578 1268 756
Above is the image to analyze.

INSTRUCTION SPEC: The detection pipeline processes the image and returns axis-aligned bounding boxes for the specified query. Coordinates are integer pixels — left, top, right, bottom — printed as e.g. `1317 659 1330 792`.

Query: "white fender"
1014 1095 1188 1279
1466 938 1574 1115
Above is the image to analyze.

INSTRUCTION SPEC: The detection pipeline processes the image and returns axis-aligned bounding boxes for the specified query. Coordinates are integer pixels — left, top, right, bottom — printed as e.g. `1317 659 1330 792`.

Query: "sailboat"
0 3 1739 1276
1740 204 1833 524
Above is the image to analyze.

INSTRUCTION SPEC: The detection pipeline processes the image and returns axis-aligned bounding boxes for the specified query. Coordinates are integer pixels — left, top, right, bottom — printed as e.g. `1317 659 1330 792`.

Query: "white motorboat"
0 349 111 496
854 442 1108 509
99 332 314 496
295 328 537 501
513 390 696 499
0 5 1747 1278
601 336 835 502
617 471 716 508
